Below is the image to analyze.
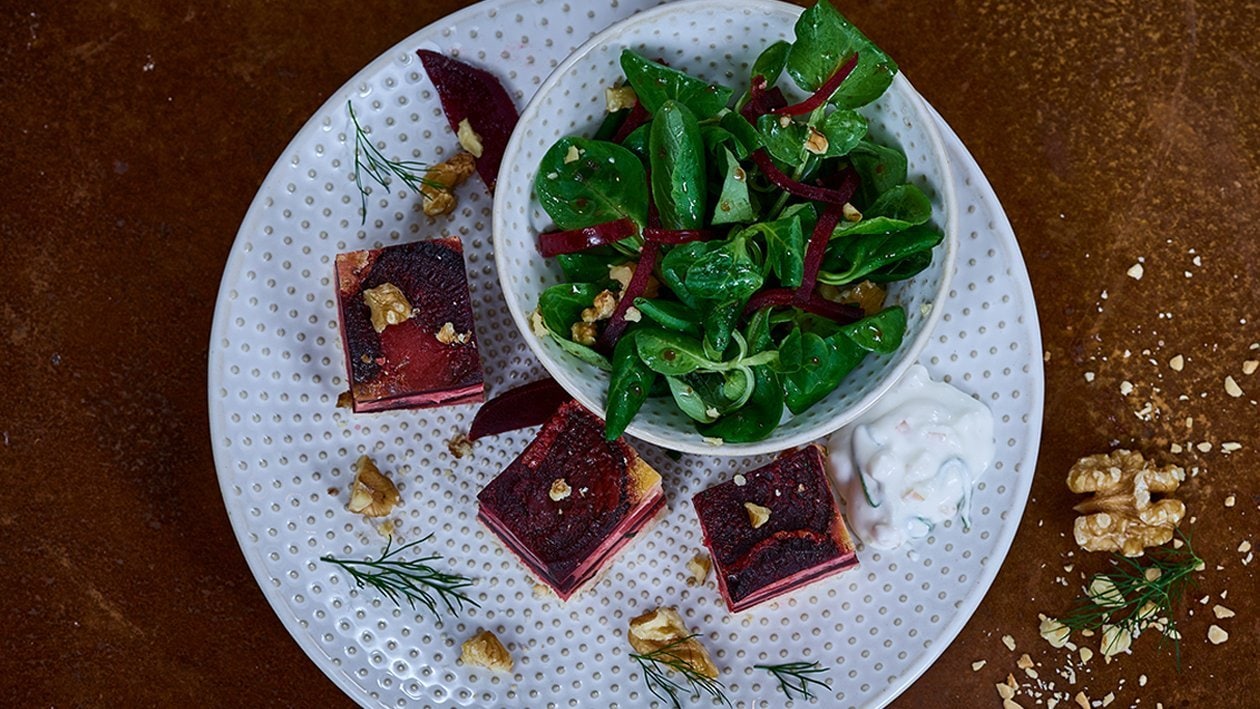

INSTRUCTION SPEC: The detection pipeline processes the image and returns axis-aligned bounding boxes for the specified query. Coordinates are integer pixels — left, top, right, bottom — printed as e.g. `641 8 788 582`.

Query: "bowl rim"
493 0 958 456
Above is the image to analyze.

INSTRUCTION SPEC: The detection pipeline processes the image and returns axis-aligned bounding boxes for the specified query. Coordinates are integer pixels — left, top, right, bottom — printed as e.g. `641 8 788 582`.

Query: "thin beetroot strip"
642 228 719 244
598 241 661 351
740 75 788 122
742 288 863 323
468 378 573 440
797 201 846 301
417 50 519 192
750 150 857 205
771 54 860 116
538 218 638 257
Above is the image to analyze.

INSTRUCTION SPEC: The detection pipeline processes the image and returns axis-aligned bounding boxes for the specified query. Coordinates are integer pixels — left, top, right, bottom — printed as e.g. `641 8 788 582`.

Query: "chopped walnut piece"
744 502 771 529
803 127 829 155
1039 615 1071 648
529 308 549 337
564 145 582 164
570 321 597 346
1100 624 1132 657
460 629 513 672
347 455 401 517
1067 449 1186 557
335 390 354 409
627 607 718 679
456 118 484 158
362 283 414 333
447 432 473 459
605 85 638 112
841 202 862 222
549 478 572 502
686 553 711 585
1207 624 1229 644
421 151 476 216
581 289 618 323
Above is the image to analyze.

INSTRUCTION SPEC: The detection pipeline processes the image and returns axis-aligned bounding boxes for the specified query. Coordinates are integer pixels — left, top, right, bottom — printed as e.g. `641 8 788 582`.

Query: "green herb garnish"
321 535 478 620
348 101 436 223
1060 533 1203 663
755 660 831 701
629 633 731 709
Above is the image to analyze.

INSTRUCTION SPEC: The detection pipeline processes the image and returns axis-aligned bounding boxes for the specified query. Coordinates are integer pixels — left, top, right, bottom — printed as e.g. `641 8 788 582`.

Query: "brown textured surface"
1 1 1256 706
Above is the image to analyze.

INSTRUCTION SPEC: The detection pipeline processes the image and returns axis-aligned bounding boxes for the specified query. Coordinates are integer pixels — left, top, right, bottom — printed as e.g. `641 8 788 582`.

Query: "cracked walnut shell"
627 607 719 679
1067 449 1185 557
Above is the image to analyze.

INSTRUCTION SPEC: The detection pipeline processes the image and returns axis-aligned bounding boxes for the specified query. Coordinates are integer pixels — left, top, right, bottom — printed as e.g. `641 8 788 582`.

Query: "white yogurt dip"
827 364 995 550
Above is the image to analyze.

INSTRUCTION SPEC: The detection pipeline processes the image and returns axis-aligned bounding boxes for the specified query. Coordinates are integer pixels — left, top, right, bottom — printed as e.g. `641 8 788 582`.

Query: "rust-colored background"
2 0 1256 706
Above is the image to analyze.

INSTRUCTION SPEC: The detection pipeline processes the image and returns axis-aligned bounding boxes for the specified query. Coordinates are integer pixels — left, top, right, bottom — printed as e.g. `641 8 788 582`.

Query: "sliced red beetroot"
798 201 846 300
771 54 860 116
641 227 719 245
611 100 650 145
750 149 858 205
598 241 661 351
743 287 863 324
538 219 638 257
417 50 519 192
468 378 573 440
740 75 788 122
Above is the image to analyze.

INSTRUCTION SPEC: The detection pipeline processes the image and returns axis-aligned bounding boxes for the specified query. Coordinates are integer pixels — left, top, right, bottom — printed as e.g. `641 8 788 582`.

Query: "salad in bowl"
494 0 956 455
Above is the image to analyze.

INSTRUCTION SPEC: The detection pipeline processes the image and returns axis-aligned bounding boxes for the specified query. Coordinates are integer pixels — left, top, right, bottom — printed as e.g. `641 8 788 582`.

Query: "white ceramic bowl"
493 0 957 456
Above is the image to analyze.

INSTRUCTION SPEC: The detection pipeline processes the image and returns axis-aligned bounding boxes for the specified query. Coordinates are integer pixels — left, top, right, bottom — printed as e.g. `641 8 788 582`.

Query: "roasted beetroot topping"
477 401 665 600
692 445 857 612
335 238 484 412
770 53 860 116
416 49 519 192
537 218 638 257
468 377 573 441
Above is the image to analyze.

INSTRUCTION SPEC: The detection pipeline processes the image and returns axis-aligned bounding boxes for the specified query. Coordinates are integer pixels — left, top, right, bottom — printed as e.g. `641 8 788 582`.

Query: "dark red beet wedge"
416 50 519 192
468 378 573 441
692 445 857 612
335 238 484 412
477 401 666 600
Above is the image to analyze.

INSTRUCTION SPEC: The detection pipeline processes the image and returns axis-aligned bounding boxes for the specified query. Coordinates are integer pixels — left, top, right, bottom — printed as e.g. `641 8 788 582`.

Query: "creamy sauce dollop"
827 365 995 550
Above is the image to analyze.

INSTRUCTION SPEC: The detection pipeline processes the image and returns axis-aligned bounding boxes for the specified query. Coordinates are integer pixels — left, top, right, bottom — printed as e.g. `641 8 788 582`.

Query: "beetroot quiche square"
477 401 666 601
334 237 484 412
692 444 857 613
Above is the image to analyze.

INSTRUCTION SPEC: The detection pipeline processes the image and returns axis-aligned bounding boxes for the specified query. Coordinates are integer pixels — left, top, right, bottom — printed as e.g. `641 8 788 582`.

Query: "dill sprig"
347 101 436 223
629 633 731 709
321 535 479 621
755 660 831 701
1060 532 1203 663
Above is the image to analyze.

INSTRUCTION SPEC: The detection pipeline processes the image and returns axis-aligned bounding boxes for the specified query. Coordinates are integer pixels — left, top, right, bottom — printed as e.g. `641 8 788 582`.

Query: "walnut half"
1067 449 1186 557
347 455 401 518
628 607 718 680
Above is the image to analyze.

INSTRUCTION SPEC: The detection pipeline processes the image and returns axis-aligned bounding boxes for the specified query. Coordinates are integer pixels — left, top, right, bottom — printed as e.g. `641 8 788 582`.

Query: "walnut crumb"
1067 449 1186 557
744 502 771 529
447 432 473 459
842 202 862 222
435 322 471 345
1225 375 1244 398
1243 360 1259 375
362 283 414 333
733 474 747 487
971 660 986 671
686 553 711 586
570 321 597 346
529 308 549 337
549 478 572 502
628 607 718 679
1169 354 1184 371
347 455 401 518
1039 615 1071 648
1127 262 1144 280
456 118 484 158
336 390 354 409
564 145 581 164
1001 634 1016 651
581 289 617 323
803 127 829 155
1016 653 1034 669
1212 604 1235 619
1207 624 1229 644
460 629 513 672
605 85 638 112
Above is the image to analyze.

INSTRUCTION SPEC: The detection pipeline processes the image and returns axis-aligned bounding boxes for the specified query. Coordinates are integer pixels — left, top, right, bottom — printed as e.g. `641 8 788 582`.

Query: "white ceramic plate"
492 0 957 457
208 1 1042 707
